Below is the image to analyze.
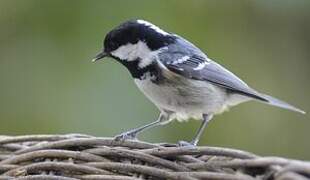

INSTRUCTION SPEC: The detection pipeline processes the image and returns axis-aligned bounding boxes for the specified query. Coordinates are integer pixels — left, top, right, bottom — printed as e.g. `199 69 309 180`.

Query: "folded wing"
159 52 304 114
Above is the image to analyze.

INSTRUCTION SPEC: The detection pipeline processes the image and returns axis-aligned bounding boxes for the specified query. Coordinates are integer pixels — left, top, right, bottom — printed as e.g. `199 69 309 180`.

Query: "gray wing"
161 53 267 101
157 37 305 114
157 35 266 101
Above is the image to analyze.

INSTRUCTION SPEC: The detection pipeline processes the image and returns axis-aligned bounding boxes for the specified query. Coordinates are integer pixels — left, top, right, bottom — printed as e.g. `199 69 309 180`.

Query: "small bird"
93 19 305 146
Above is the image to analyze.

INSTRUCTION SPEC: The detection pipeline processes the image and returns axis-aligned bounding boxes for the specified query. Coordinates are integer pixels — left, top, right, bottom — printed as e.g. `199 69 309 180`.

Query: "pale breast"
134 73 229 121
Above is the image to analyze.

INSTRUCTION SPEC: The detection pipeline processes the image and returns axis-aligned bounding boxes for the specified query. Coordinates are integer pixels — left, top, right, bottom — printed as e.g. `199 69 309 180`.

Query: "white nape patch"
194 62 207 70
111 41 160 68
137 20 169 36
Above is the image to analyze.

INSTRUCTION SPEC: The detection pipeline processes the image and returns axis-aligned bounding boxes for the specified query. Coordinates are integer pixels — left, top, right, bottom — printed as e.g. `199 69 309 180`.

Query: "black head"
104 19 175 53
93 19 176 61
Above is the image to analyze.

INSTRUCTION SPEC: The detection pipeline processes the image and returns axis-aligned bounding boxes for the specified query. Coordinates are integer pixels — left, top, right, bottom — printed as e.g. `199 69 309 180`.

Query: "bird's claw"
178 140 197 149
114 131 137 141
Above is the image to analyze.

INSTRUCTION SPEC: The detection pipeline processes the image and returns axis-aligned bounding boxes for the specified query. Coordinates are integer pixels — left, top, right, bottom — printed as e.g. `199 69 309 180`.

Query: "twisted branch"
0 134 309 180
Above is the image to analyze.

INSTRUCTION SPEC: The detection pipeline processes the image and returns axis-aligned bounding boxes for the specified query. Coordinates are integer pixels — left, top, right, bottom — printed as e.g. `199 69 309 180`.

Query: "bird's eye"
106 41 117 52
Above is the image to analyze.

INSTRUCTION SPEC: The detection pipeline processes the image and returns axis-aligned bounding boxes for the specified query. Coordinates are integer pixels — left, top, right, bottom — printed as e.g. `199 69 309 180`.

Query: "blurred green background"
0 0 309 159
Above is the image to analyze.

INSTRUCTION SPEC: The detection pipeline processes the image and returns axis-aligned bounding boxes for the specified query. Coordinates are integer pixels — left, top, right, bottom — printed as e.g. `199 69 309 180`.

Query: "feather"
259 94 305 114
158 37 305 114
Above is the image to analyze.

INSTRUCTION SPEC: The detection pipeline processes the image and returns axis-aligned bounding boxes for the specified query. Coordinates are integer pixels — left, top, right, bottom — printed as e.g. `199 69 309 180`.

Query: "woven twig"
0 134 309 180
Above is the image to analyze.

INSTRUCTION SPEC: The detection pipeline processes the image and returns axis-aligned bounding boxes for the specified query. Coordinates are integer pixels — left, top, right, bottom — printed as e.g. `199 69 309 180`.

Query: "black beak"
92 51 108 62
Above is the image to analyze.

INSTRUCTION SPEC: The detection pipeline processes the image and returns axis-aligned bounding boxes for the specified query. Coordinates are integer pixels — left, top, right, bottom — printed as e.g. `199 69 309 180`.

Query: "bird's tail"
256 93 305 114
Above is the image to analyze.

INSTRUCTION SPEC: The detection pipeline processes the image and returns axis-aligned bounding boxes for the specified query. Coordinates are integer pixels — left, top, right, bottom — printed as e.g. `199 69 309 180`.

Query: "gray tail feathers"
256 93 305 114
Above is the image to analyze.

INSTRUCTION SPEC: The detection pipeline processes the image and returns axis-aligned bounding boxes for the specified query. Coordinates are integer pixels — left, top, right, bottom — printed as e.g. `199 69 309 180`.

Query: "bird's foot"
178 140 197 149
114 131 138 141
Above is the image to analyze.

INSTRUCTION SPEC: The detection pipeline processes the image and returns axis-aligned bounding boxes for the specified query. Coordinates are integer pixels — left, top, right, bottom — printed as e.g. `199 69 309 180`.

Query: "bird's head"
93 20 175 67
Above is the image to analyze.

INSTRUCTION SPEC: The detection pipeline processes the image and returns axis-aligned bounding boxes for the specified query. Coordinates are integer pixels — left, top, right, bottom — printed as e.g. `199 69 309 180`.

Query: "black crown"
103 20 176 53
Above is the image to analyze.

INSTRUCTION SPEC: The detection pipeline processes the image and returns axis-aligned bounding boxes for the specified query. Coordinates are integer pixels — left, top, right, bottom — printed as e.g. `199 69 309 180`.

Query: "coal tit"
93 19 305 146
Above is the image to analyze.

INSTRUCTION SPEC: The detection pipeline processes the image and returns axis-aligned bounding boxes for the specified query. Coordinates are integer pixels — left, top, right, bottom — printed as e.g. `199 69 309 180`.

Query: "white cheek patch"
137 20 169 36
110 41 159 69
111 43 138 61
111 41 151 61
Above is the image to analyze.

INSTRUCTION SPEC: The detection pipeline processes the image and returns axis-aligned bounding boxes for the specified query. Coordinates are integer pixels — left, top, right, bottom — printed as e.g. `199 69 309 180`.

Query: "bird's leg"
114 112 170 141
190 114 213 145
114 121 160 141
178 114 213 147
